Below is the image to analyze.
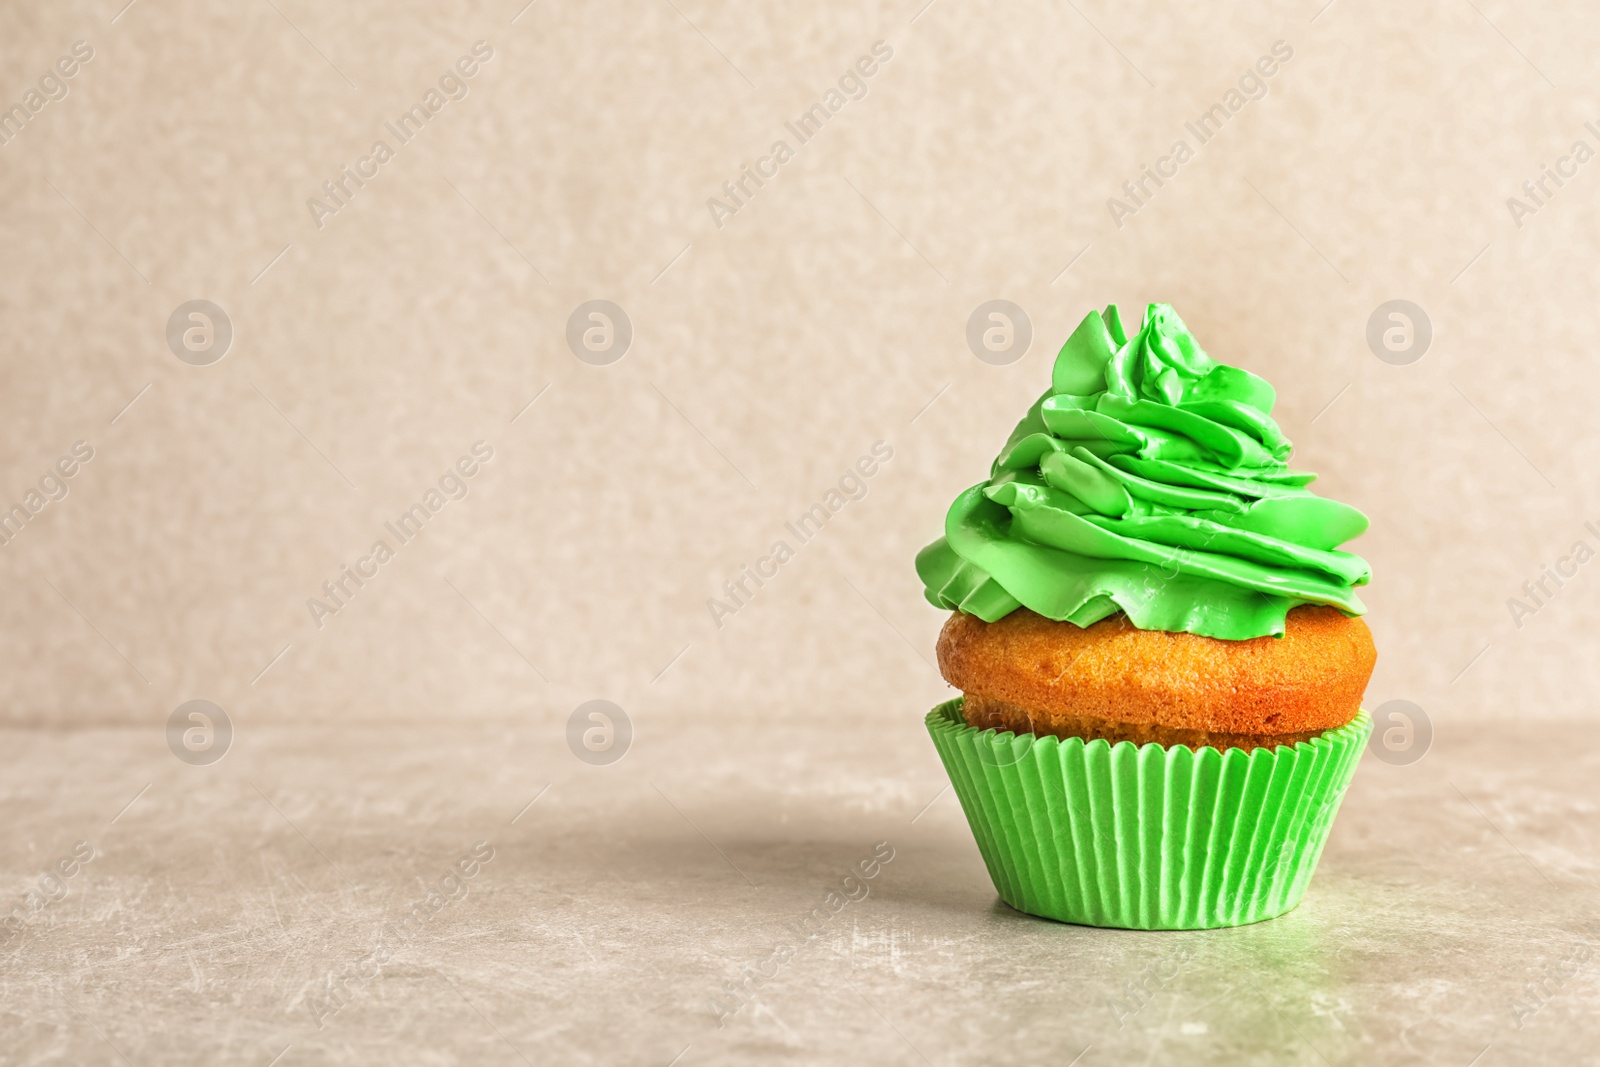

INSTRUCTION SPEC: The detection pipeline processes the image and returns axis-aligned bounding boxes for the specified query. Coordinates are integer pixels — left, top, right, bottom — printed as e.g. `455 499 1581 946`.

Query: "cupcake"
918 303 1374 929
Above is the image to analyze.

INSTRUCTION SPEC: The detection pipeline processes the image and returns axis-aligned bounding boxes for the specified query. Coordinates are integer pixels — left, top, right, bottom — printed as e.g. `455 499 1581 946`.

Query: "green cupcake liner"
925 699 1370 930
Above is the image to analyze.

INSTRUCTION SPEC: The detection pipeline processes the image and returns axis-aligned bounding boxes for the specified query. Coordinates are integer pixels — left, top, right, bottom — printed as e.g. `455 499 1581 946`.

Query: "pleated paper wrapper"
925 699 1370 930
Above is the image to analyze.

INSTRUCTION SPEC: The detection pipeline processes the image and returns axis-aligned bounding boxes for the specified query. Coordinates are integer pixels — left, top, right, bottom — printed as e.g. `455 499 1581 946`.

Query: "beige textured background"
3 0 1599 738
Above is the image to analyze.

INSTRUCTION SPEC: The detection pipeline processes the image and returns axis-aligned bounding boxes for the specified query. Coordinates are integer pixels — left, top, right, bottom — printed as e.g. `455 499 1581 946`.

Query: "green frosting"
916 303 1370 640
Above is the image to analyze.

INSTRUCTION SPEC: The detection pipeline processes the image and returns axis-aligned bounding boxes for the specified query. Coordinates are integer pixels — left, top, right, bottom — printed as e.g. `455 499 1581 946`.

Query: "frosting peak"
917 303 1370 640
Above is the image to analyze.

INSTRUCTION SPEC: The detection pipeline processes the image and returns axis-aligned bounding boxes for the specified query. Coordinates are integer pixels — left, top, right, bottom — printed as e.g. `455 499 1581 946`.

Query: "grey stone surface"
3 709 1596 1065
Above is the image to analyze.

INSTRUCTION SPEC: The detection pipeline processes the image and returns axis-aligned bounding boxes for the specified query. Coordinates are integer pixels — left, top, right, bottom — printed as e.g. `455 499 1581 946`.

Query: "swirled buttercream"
916 303 1369 640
